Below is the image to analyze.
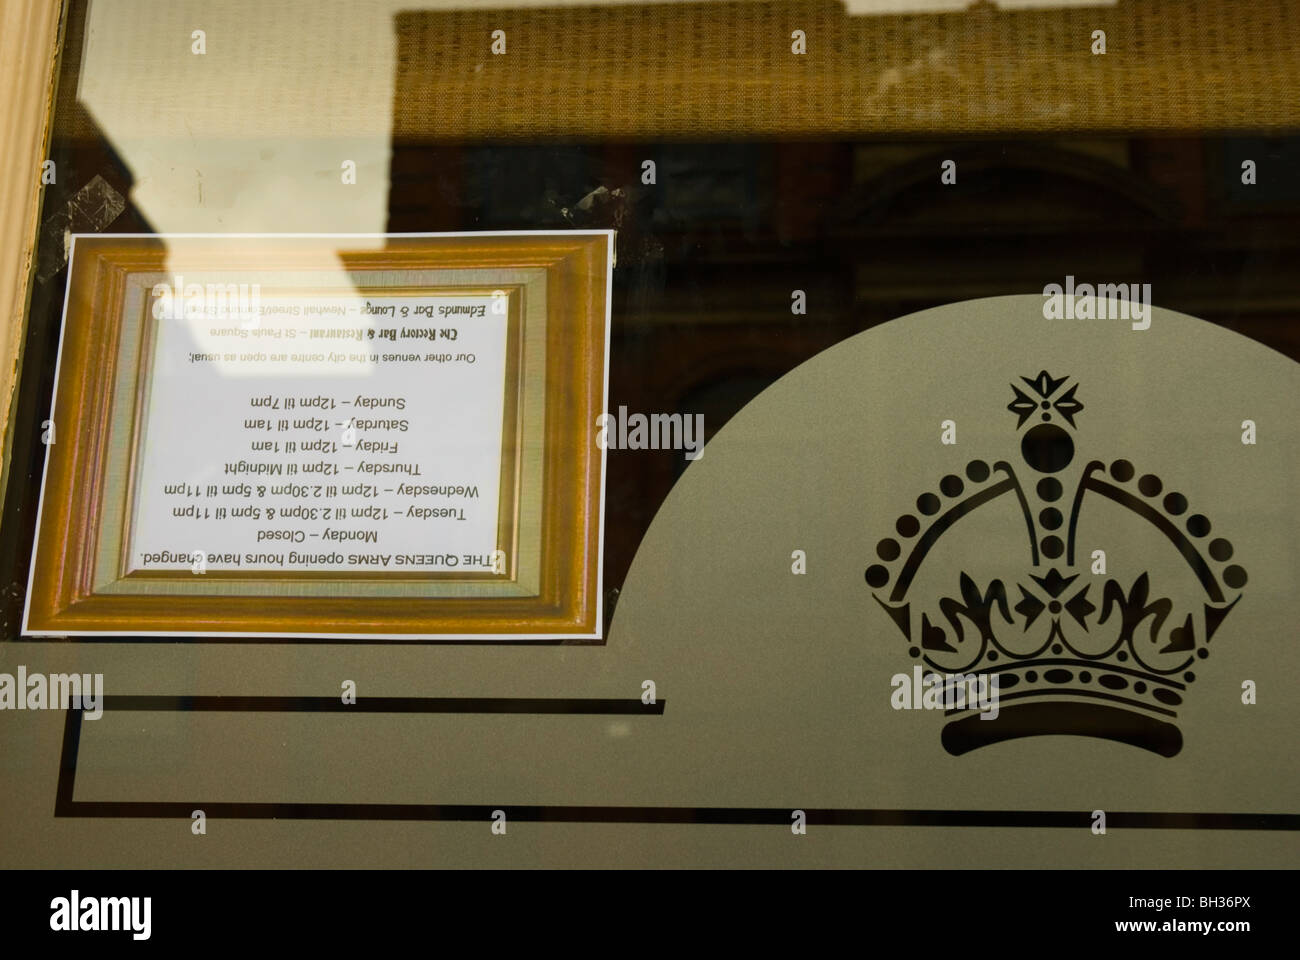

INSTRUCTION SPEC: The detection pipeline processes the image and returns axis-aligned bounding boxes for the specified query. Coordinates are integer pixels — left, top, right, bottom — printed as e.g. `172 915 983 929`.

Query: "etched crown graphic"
864 371 1246 757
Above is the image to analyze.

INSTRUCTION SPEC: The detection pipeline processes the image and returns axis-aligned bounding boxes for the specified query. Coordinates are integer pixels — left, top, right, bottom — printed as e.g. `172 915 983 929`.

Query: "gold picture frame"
23 231 612 639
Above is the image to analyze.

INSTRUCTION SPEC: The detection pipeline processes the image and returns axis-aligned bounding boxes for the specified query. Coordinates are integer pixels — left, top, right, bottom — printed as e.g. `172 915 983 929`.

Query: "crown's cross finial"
1009 372 1083 474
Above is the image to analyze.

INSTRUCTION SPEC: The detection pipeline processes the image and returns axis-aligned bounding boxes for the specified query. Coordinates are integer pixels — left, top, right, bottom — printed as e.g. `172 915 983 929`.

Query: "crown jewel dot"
1022 423 1073 473
1110 459 1135 482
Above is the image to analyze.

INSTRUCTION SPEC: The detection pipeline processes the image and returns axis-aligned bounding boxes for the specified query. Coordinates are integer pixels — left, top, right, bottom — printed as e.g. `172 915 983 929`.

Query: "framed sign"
23 231 612 639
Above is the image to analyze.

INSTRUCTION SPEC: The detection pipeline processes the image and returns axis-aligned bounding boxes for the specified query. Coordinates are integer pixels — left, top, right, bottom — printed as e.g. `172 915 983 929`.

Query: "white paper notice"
129 294 509 573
